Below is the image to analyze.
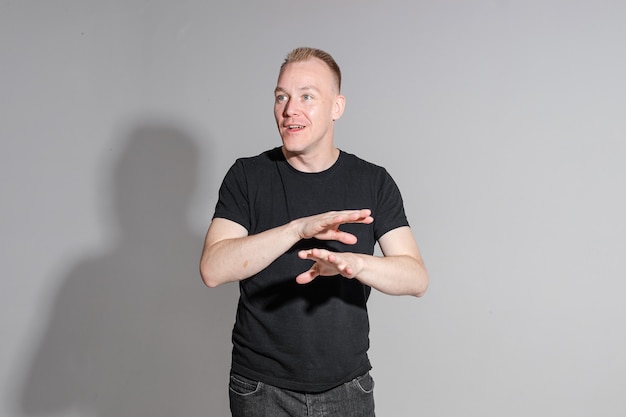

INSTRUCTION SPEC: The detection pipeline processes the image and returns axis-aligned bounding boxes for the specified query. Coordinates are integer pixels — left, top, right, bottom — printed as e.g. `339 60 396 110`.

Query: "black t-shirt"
213 147 409 392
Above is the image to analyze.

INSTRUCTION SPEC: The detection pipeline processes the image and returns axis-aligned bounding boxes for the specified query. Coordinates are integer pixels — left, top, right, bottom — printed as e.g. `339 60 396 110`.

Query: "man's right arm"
199 209 374 287
200 218 300 287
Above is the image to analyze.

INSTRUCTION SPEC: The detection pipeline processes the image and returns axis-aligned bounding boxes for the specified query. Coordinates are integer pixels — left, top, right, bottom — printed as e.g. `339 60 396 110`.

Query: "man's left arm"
296 226 428 297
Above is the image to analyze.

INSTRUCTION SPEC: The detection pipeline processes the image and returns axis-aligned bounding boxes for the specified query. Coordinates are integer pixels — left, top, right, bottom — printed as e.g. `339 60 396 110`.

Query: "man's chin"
280 138 307 155
281 145 304 158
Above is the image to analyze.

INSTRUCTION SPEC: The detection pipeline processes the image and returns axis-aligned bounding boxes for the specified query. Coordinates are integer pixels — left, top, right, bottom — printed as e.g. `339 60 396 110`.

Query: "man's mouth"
287 125 305 130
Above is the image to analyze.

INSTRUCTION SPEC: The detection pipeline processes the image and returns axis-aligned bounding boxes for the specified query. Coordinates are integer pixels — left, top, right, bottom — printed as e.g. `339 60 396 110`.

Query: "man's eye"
303 94 312 100
276 95 287 102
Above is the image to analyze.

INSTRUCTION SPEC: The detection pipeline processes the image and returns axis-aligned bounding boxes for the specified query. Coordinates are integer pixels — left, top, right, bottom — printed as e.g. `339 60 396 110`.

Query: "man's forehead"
276 60 337 92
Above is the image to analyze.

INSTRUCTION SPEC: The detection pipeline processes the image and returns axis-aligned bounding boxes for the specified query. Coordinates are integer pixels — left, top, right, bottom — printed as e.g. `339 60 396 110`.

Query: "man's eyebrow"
274 85 320 94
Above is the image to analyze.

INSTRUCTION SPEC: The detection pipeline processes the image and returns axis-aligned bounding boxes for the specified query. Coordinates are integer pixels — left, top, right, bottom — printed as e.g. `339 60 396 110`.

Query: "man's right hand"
201 209 373 287
294 209 374 244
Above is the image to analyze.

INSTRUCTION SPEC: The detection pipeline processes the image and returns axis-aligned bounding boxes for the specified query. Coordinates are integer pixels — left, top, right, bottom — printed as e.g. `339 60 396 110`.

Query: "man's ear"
332 94 346 121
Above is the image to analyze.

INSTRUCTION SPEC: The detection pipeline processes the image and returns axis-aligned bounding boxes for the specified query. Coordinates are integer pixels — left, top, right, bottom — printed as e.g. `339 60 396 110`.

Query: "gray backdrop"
2 1 625 416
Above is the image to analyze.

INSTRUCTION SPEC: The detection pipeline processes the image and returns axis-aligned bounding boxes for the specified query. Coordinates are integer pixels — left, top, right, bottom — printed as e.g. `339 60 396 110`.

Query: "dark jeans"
229 371 375 417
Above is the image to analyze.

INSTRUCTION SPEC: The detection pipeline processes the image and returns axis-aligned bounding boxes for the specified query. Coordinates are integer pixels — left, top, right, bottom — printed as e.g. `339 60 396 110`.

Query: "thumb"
296 268 318 285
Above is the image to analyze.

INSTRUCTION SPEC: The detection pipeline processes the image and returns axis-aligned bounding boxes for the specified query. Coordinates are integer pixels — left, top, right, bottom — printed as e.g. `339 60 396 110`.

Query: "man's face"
274 58 344 156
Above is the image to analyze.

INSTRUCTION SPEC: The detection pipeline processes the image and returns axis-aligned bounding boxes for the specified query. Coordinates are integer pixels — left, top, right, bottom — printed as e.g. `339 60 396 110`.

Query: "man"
200 47 428 417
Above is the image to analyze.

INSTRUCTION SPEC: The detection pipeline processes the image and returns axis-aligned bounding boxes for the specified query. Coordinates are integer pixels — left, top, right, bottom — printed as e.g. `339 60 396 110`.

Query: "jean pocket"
353 371 375 394
229 373 261 396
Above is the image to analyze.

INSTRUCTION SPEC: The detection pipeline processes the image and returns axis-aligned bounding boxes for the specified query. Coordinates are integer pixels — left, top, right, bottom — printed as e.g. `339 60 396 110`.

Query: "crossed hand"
294 209 373 284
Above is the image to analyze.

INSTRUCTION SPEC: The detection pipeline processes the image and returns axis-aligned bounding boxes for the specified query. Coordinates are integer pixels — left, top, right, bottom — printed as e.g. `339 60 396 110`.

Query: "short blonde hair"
280 47 342 92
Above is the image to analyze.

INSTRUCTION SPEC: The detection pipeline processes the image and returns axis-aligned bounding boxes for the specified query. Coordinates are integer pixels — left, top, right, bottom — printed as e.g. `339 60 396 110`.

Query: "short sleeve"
213 159 251 231
373 169 409 240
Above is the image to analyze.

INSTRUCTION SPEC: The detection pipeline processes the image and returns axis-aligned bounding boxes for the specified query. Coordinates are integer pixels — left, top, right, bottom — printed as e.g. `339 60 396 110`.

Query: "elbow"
200 271 221 288
413 284 428 298
412 271 429 298
199 258 222 288
201 275 221 288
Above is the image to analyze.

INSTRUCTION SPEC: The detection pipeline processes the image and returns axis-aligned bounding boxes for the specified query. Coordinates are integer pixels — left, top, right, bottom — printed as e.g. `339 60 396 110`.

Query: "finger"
326 210 372 227
327 255 348 276
337 211 373 225
312 230 358 244
344 266 354 276
333 231 358 245
298 248 326 260
327 254 357 278
352 209 374 224
357 208 371 217
296 268 318 284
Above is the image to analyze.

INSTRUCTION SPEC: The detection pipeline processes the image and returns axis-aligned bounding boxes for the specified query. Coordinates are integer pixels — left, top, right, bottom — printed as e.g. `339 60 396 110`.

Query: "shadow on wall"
18 124 237 417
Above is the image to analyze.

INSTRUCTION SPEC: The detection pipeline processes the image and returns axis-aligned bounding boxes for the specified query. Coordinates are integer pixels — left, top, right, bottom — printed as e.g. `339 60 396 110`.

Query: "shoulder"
234 147 282 166
228 147 283 175
339 150 392 179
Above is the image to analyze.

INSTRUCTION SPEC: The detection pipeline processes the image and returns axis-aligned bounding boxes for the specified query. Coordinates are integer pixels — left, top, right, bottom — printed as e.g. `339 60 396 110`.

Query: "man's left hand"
295 248 363 284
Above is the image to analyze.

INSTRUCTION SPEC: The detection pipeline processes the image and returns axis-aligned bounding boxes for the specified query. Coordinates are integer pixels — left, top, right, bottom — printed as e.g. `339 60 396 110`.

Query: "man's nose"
283 99 299 116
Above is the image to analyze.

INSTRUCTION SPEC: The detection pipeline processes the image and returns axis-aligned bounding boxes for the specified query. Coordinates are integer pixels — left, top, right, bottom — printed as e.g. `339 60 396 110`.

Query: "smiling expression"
274 58 345 158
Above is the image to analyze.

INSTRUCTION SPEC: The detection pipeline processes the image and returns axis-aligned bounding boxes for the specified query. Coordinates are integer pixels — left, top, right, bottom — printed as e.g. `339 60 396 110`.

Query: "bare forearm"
295 226 429 295
200 222 300 287
354 253 428 297
201 210 374 288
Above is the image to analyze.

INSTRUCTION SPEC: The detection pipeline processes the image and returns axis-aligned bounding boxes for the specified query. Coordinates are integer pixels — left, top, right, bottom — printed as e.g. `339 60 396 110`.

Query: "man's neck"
282 146 340 173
